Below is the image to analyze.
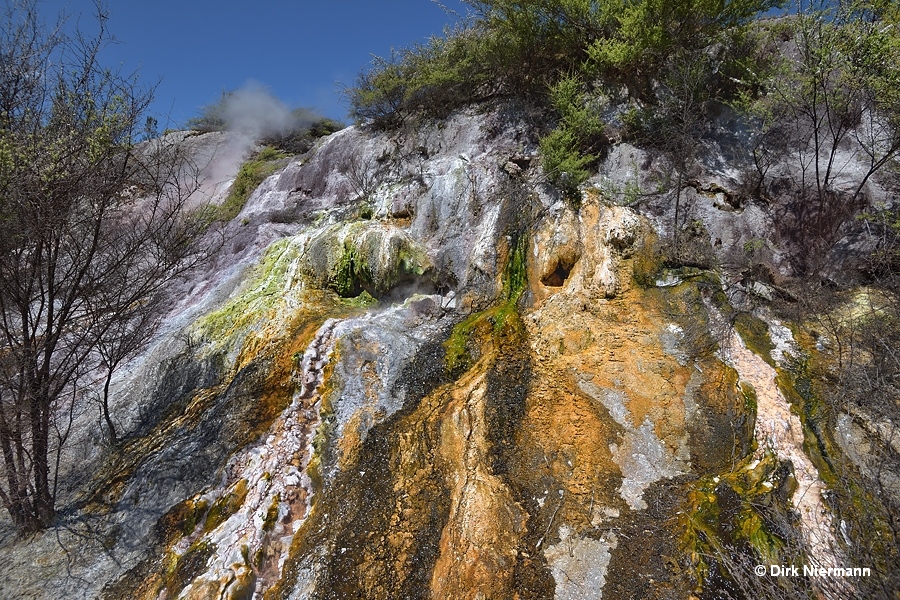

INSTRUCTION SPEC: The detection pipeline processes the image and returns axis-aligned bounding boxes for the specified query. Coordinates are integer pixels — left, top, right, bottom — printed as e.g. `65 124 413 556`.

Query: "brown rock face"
1 114 781 600
263 196 751 600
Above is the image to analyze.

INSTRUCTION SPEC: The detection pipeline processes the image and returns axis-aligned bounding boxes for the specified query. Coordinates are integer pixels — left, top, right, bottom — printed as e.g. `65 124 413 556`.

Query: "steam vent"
3 7 900 597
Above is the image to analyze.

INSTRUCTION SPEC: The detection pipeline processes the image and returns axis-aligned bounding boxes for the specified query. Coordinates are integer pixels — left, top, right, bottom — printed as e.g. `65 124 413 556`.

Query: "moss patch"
733 312 776 367
503 234 529 302
631 235 665 287
329 242 364 297
204 478 249 532
444 233 528 376
340 290 378 308
682 452 796 591
165 539 217 597
324 228 431 298
263 494 281 532
157 497 210 544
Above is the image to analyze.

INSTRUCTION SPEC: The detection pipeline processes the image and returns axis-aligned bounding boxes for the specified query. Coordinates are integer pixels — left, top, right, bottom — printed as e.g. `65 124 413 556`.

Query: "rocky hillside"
0 98 897 600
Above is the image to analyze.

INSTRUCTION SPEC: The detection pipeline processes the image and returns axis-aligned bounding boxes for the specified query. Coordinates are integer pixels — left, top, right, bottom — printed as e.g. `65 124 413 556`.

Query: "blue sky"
37 0 468 126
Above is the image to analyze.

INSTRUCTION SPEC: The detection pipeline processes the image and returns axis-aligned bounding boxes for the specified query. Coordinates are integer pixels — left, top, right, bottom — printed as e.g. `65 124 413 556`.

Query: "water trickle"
174 318 341 599
722 320 845 593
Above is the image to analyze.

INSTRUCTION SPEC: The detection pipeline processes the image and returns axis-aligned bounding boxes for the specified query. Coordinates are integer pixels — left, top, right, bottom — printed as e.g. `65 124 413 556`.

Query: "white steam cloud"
222 82 293 139
186 82 323 209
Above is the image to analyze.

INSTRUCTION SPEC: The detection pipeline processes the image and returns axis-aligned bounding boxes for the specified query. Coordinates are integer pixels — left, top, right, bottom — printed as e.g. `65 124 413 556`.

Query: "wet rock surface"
0 105 863 599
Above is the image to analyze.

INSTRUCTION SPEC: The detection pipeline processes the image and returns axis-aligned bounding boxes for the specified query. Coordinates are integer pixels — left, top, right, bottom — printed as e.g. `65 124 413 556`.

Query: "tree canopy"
0 0 214 532
349 0 785 127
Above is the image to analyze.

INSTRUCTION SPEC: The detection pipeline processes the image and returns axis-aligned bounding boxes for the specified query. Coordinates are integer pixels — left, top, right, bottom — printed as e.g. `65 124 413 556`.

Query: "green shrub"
185 90 231 133
349 26 501 127
585 0 786 95
349 53 411 128
539 74 605 200
539 128 594 199
349 0 783 129
263 114 345 155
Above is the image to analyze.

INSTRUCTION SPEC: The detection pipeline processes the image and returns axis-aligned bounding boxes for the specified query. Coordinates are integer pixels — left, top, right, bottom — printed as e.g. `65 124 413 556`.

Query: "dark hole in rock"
541 260 572 287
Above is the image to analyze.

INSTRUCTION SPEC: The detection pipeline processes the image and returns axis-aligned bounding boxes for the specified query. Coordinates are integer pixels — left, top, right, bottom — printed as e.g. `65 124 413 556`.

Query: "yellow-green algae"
194 237 303 343
158 497 211 543
444 233 528 375
204 478 250 532
682 451 795 589
630 232 665 287
339 290 378 308
263 493 281 532
733 311 776 367
322 222 432 298
163 539 217 597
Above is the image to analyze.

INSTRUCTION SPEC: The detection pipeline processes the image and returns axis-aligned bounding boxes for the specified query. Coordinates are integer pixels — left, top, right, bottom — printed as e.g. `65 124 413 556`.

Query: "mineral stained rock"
0 105 850 600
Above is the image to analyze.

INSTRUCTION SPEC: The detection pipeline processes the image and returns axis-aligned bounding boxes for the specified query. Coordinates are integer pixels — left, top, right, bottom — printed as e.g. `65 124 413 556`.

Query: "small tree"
539 73 605 200
0 1 213 532
657 53 712 248
750 1 900 273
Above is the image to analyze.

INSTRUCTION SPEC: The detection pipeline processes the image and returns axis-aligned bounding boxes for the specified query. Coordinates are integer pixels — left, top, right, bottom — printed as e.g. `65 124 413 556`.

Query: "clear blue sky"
37 0 468 126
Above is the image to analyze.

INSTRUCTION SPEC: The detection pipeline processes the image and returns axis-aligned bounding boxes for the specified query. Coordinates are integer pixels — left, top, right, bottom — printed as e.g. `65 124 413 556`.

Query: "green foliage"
749 3 900 205
349 26 503 127
185 90 231 132
266 113 345 155
219 150 283 220
349 0 782 130
349 54 410 128
861 207 900 290
350 0 783 209
0 0 217 532
585 0 785 94
539 74 605 199
539 129 593 199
